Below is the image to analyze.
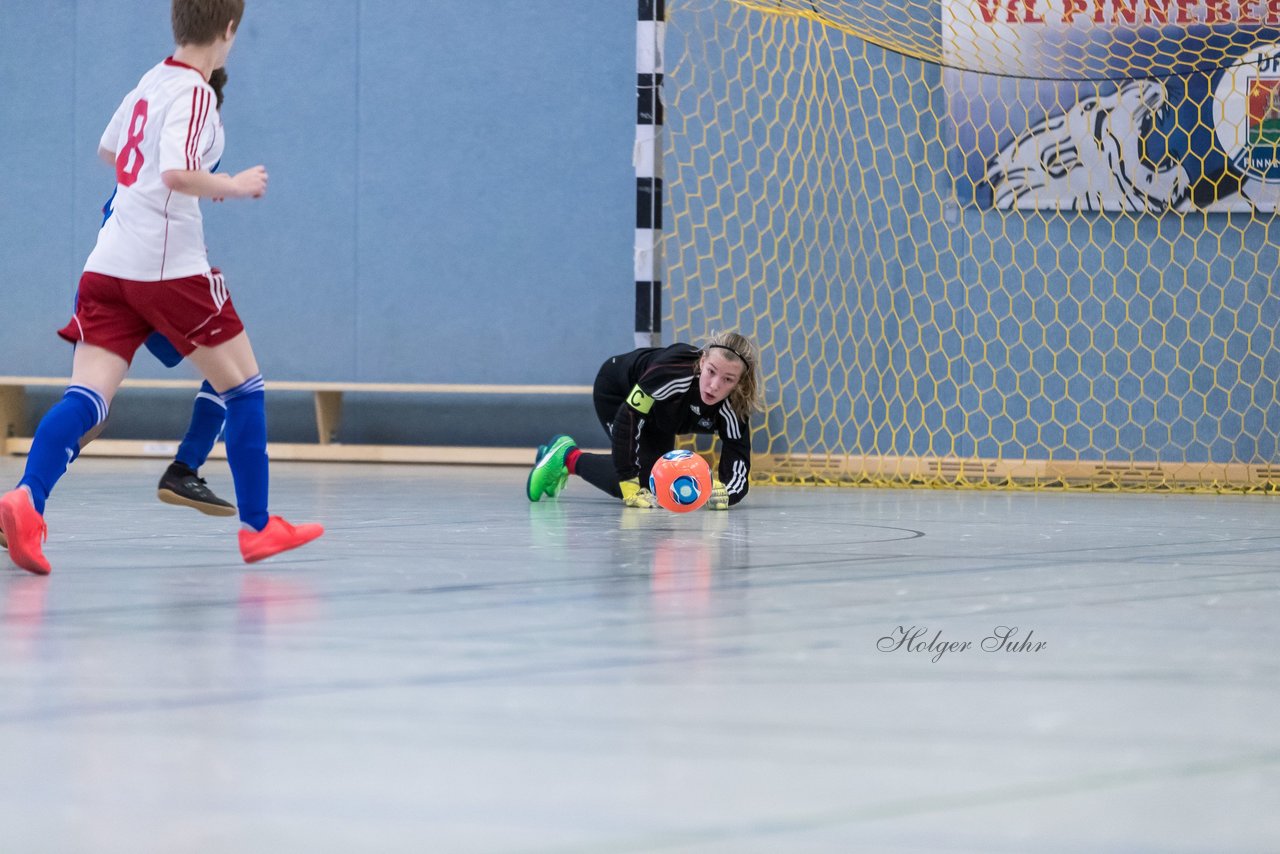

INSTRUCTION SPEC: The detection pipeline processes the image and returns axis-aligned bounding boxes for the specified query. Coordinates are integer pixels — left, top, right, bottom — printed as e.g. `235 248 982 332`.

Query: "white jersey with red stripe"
84 57 224 282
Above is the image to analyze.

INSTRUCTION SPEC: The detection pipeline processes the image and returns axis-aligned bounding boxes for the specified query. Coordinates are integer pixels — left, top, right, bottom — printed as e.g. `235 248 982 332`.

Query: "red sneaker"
0 489 51 575
239 516 324 564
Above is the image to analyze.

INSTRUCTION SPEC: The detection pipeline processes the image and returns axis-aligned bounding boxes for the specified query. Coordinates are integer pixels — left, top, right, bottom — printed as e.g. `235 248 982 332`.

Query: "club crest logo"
1249 77 1280 145
1215 43 1280 183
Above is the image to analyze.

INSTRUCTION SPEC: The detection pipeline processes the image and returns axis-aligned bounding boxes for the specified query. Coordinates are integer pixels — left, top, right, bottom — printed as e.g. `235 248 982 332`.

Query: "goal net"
662 0 1280 490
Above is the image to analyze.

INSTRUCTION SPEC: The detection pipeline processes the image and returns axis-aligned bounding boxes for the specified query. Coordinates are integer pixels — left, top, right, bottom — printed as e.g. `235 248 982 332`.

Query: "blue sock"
222 375 269 531
175 381 226 470
18 386 107 515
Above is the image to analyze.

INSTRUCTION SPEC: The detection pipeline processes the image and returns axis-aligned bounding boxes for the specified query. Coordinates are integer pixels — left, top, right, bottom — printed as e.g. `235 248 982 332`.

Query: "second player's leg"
187 332 268 529
157 382 235 517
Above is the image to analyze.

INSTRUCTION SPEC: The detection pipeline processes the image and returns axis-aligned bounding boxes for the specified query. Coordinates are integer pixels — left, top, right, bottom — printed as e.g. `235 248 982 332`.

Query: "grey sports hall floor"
0 457 1276 854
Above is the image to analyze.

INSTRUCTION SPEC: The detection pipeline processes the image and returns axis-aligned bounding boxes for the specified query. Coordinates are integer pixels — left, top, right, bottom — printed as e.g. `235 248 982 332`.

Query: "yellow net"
664 0 1280 490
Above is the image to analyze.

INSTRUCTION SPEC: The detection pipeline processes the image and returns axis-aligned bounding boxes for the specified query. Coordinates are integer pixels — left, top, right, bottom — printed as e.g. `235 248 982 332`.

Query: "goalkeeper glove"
707 479 729 511
619 478 658 509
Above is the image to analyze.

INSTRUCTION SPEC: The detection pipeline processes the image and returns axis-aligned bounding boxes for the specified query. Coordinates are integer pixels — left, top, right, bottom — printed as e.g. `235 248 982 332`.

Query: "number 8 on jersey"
115 99 149 187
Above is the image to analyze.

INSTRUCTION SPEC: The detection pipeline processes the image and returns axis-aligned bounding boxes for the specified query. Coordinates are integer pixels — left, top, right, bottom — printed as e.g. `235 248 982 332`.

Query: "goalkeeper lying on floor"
526 330 761 510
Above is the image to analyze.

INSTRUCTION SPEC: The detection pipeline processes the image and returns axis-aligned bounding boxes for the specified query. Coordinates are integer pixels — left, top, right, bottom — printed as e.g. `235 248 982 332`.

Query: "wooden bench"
0 376 593 464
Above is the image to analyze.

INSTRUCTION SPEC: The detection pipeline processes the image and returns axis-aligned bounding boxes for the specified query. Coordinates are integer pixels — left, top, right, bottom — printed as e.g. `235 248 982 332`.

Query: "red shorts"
59 269 245 364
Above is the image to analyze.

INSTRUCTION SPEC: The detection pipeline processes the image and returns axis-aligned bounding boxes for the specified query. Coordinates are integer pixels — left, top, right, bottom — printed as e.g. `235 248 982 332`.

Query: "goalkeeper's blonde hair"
702 331 762 420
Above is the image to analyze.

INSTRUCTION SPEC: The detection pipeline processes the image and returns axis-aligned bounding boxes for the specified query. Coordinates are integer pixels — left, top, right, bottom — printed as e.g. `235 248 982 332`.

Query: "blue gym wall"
0 1 635 443
7 2 1278 463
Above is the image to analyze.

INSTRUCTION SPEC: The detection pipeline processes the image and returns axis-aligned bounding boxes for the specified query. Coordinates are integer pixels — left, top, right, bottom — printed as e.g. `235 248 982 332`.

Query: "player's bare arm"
162 166 267 199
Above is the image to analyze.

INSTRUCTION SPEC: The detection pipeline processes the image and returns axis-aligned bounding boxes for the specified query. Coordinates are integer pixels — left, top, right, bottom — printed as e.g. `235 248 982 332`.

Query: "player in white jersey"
85 55 226 281
0 0 323 575
90 67 236 520
0 69 231 555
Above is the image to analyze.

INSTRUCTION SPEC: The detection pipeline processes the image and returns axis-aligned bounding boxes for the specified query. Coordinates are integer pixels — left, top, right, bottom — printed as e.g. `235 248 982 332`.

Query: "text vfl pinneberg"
877 626 1047 663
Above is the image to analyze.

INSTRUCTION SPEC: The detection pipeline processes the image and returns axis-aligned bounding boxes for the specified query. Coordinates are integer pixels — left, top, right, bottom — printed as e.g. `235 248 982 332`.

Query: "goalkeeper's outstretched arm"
716 408 751 507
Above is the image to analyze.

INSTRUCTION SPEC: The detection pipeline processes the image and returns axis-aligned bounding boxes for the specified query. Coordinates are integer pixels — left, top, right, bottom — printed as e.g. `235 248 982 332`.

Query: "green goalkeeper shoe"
526 434 576 502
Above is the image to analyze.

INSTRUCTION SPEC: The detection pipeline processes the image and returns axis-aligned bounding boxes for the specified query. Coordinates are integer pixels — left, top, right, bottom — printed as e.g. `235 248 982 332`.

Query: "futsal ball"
649 450 712 512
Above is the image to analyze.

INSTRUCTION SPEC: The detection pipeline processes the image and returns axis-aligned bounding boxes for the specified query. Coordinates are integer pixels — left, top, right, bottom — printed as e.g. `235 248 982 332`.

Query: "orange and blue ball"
649 450 712 512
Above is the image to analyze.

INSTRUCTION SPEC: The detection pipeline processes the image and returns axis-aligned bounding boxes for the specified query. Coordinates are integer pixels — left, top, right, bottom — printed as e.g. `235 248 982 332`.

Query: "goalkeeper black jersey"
598 344 751 505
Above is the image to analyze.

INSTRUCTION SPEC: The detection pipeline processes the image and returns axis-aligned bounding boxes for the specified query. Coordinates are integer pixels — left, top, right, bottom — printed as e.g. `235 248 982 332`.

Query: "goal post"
660 0 1280 491
635 0 666 349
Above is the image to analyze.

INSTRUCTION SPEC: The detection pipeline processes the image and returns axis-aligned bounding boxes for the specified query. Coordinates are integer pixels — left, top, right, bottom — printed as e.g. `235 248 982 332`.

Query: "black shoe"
157 462 237 517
